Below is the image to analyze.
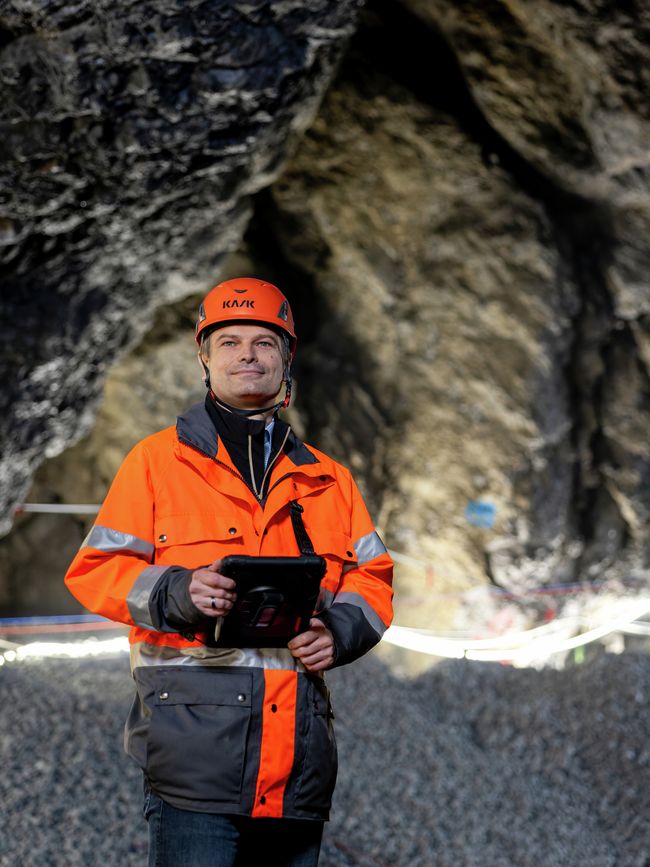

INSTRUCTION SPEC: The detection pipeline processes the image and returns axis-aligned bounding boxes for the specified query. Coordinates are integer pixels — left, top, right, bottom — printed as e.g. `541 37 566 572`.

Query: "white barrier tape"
382 623 575 659
389 615 582 651
486 599 650 665
0 638 20 651
16 503 101 515
383 599 650 664
0 636 129 664
2 608 649 667
619 621 650 636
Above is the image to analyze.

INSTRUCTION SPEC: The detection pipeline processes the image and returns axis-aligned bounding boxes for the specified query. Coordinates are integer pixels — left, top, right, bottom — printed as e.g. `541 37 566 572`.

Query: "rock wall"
255 0 650 619
265 47 581 616
0 295 207 615
0 0 362 534
396 0 650 581
1 0 650 617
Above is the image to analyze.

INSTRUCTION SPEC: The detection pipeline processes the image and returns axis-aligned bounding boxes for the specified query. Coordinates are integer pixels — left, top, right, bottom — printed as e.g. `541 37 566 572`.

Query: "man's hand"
189 559 237 618
288 618 335 672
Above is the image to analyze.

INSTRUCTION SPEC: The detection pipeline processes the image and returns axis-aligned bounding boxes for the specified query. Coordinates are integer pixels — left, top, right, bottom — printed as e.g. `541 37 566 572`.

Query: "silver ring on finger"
210 596 217 610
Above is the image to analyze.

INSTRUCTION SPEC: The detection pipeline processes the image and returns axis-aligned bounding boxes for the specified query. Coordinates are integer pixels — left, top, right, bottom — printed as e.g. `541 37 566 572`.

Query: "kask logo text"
222 299 255 308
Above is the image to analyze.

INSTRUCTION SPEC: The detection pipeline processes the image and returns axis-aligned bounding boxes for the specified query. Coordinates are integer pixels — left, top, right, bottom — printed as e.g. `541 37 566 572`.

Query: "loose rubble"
1 650 648 867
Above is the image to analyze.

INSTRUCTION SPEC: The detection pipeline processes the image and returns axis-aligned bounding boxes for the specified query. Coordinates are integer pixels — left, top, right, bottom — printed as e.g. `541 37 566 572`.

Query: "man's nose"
239 343 257 361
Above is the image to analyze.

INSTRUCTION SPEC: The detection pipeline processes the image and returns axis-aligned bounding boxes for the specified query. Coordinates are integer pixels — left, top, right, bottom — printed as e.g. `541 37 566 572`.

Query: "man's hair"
200 325 291 366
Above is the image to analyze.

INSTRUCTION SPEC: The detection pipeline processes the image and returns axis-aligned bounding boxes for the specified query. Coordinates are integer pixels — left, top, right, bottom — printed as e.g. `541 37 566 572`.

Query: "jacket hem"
145 780 329 821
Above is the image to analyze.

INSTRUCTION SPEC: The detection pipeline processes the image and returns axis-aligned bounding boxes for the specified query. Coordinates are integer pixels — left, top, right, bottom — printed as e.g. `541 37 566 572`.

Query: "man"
65 277 394 867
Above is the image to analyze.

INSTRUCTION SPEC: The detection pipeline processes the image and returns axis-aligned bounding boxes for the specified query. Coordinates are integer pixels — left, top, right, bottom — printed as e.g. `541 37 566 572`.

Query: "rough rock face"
0 0 362 534
256 0 650 617
402 0 650 319
0 294 207 615
393 0 650 579
266 70 582 618
1 0 650 616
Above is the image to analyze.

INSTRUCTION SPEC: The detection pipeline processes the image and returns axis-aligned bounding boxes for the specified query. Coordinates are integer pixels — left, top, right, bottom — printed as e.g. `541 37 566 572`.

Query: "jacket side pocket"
293 678 338 813
145 668 253 805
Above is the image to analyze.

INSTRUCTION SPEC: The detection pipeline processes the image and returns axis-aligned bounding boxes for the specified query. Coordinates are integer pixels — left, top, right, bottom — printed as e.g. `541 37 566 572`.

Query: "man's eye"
258 341 274 348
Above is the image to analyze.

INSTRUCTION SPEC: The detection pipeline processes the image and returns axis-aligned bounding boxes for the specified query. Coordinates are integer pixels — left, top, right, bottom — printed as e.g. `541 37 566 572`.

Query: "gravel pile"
1 650 648 867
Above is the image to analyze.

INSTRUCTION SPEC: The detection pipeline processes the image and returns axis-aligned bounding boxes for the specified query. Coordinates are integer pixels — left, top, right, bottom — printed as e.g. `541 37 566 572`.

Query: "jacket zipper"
257 426 291 499
180 425 294 506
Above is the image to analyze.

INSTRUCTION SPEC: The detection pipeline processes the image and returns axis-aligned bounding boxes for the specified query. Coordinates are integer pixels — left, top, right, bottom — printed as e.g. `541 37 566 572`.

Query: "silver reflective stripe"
333 591 387 637
317 588 335 611
353 530 387 566
127 566 168 629
83 525 154 559
130 641 307 673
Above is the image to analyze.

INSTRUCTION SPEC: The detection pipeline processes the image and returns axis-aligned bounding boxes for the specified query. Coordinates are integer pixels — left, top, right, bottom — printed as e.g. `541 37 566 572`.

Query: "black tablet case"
214 554 326 647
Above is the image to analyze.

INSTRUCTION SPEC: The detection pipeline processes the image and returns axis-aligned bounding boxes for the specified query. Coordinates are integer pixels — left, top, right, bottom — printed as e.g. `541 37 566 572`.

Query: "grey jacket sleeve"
316 603 382 668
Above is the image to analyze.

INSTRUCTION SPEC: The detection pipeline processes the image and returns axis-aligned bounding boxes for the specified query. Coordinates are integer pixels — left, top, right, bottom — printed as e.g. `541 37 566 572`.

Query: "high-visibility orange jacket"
65 402 393 820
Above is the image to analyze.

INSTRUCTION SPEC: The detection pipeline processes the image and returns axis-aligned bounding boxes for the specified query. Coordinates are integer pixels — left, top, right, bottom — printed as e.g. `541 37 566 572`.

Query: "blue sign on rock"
464 500 496 529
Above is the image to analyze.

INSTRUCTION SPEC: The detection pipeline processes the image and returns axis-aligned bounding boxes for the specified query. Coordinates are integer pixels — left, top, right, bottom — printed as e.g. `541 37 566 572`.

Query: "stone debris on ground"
1 649 648 867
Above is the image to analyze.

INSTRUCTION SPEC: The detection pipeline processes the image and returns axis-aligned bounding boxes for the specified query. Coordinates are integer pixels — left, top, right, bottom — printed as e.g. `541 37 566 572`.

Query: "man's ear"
197 350 210 385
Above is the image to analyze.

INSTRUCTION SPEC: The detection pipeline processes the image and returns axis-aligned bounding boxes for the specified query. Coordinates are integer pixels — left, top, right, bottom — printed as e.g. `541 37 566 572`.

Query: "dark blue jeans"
145 788 324 867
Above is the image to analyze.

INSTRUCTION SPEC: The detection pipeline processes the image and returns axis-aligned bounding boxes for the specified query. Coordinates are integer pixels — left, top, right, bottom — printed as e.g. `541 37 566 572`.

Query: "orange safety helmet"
195 277 297 353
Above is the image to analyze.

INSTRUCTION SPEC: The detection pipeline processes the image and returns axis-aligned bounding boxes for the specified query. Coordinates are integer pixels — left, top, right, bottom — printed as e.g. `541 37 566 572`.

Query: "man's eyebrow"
214 332 280 342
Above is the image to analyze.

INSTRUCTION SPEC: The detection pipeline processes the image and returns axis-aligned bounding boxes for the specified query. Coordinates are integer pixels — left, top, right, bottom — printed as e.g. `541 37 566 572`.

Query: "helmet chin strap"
205 363 293 417
281 373 292 409
209 391 285 418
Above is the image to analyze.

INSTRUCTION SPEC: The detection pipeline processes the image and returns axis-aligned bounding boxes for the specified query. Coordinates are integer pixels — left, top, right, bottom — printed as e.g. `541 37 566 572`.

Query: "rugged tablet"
213 554 326 647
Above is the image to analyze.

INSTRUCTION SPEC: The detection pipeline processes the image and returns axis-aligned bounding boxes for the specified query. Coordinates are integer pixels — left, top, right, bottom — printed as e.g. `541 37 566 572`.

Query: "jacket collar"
176 402 319 468
176 402 219 458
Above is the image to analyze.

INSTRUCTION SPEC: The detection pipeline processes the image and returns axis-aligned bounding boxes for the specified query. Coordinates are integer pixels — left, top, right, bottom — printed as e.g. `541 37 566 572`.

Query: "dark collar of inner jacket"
204 393 289 500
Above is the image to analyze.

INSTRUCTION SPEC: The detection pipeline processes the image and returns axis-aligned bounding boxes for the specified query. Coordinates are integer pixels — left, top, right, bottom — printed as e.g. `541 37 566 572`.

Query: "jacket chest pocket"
146 669 253 805
153 512 246 568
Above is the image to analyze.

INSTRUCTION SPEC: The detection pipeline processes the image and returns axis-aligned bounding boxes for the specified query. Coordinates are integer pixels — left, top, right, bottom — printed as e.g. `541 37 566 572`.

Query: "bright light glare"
2 637 129 662
383 626 466 658
383 597 650 666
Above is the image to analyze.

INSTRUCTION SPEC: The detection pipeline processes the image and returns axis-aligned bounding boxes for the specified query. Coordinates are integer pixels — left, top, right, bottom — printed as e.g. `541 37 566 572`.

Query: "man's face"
200 323 286 409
